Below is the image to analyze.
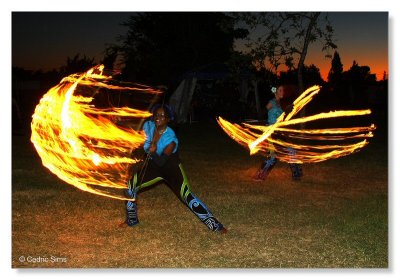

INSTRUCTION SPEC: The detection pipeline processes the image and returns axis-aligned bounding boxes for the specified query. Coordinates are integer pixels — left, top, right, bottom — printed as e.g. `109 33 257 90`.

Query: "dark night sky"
12 12 133 71
12 12 388 80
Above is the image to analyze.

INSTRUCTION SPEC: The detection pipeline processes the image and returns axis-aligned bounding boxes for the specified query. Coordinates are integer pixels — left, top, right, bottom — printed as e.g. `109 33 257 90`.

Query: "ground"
12 121 388 268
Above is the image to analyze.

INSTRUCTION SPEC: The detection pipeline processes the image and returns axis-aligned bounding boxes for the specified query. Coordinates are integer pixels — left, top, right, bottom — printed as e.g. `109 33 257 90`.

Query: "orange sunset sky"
305 12 388 81
12 12 388 81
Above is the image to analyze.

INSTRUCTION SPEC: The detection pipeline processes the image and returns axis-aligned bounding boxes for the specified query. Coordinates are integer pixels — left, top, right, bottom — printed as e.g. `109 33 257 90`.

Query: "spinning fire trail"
31 70 374 201
217 86 375 163
30 65 162 200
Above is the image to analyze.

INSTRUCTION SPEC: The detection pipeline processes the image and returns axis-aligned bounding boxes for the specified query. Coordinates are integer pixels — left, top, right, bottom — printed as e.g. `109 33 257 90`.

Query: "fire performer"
253 85 303 181
121 104 227 233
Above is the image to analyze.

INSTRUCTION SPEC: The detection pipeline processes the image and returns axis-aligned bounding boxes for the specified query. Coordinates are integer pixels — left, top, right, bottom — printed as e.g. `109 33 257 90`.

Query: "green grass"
12 122 388 268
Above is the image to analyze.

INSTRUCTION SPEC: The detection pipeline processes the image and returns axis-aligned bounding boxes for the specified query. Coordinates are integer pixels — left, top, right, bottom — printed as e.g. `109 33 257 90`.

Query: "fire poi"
217 85 375 163
31 67 374 201
30 65 162 200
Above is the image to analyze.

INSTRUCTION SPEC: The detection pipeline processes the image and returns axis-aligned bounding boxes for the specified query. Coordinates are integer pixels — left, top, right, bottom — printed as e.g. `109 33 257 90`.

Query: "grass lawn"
11 121 388 268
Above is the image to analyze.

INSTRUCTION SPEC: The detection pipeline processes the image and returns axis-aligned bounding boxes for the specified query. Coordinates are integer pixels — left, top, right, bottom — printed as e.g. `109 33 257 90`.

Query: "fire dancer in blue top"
121 104 227 233
253 85 303 181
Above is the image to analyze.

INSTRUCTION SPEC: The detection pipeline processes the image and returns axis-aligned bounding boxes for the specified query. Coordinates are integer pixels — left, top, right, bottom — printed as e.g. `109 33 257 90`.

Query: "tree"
342 61 377 107
101 46 119 70
112 12 248 85
280 64 324 88
236 12 337 93
343 61 377 84
328 51 343 84
59 53 96 76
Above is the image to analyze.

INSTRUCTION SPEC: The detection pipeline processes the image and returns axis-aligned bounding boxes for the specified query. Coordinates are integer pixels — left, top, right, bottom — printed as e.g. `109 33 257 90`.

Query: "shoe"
253 157 277 181
126 218 139 227
214 221 228 234
253 169 265 181
292 175 301 181
290 164 303 181
253 175 265 181
118 221 129 228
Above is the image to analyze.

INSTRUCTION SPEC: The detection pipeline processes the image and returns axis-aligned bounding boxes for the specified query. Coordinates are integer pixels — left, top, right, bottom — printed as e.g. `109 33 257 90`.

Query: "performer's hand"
149 144 157 153
130 146 145 159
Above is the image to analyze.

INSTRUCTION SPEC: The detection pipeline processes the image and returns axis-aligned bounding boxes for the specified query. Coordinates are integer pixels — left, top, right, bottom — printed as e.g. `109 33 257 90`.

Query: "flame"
217 85 375 163
30 65 162 200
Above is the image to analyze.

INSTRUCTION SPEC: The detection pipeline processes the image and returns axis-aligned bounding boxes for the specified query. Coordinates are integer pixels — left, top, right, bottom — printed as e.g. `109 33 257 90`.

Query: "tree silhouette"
280 64 324 88
101 46 119 70
340 61 377 107
343 61 376 85
328 51 343 84
59 53 96 76
235 12 337 93
110 12 247 85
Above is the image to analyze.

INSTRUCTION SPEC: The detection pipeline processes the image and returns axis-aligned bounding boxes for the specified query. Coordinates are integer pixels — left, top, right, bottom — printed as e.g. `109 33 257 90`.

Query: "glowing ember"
217 85 375 163
31 65 163 200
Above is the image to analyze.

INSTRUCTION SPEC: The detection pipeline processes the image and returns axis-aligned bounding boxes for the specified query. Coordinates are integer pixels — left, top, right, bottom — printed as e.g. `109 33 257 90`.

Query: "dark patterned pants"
124 153 224 232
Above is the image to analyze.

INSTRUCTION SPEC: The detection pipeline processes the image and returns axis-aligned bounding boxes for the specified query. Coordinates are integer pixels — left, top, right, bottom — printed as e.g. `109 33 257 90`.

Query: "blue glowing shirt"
267 99 283 125
143 120 178 156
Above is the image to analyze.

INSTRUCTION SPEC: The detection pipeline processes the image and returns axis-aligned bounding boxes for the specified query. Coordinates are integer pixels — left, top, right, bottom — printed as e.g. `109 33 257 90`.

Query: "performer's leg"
123 160 163 227
162 157 226 232
287 147 303 180
254 153 277 181
124 173 139 226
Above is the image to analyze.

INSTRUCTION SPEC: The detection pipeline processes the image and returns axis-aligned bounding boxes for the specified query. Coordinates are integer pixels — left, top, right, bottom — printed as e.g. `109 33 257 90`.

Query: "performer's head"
272 85 285 100
151 104 174 127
